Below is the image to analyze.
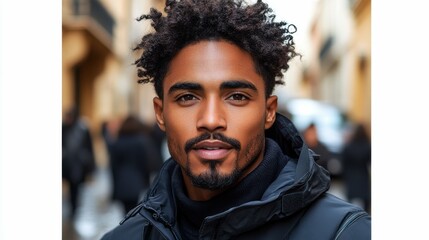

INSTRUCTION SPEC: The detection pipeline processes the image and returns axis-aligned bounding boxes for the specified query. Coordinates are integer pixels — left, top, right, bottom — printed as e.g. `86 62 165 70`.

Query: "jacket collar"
198 113 331 238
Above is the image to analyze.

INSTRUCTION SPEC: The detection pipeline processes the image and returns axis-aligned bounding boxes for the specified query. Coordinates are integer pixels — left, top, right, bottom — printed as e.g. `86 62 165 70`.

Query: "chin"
187 166 242 190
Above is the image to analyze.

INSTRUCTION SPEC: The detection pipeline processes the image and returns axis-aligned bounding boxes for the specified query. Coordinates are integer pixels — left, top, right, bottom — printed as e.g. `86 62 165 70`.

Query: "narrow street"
62 166 124 240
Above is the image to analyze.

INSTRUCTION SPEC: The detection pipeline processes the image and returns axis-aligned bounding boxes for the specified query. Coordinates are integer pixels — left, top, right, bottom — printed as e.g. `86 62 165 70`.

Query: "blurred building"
62 0 165 166
349 0 371 129
303 0 371 132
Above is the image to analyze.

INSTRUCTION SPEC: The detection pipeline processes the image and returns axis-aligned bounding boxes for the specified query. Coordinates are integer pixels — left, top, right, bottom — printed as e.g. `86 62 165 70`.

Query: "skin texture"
154 40 277 201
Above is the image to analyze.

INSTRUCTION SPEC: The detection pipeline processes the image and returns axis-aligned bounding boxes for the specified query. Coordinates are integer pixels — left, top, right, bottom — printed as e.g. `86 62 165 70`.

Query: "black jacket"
101 113 371 239
62 119 95 184
110 135 152 202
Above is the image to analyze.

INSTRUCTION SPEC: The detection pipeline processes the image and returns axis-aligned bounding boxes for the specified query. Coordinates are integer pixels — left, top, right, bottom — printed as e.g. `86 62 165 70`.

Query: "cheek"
243 132 264 158
229 107 266 156
228 105 266 133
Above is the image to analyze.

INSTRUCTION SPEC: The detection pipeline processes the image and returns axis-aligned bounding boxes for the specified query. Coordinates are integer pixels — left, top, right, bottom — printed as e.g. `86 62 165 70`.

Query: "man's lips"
191 140 233 160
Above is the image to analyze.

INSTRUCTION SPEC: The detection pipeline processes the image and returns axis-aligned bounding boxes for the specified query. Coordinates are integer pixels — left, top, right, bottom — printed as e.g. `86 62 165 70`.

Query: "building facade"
305 0 371 132
62 0 165 166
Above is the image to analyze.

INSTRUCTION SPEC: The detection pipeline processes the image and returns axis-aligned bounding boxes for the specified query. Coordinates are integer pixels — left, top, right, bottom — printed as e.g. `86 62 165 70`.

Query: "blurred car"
279 98 349 178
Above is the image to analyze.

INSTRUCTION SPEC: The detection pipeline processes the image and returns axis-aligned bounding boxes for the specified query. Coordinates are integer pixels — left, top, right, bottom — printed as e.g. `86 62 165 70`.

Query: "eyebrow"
167 80 258 95
168 82 203 95
220 80 257 91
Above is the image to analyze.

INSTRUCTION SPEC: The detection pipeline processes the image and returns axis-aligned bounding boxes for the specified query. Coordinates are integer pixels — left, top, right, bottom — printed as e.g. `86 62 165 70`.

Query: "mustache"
184 133 241 153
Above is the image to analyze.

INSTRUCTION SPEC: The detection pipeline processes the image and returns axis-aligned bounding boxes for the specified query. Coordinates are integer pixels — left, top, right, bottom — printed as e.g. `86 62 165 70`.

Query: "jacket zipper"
143 204 181 240
334 210 367 240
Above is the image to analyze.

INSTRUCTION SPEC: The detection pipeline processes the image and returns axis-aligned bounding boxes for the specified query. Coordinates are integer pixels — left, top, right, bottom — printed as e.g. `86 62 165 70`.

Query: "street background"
60 0 371 239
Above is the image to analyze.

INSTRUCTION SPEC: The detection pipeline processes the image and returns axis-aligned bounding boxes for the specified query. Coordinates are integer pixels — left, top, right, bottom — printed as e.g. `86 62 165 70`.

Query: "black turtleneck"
172 139 288 240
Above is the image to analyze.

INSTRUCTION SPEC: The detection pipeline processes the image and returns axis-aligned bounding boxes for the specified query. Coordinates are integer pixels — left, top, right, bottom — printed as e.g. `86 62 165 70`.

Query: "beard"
183 132 265 190
184 160 241 190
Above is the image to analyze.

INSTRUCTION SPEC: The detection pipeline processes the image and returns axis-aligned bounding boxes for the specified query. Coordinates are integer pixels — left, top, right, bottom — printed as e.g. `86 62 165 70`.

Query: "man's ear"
153 97 165 131
265 95 277 129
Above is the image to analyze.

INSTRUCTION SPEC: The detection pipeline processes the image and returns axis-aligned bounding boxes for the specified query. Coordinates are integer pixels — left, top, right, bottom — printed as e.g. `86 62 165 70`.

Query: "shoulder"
291 193 371 239
334 210 371 240
100 205 150 240
308 193 364 215
101 214 151 240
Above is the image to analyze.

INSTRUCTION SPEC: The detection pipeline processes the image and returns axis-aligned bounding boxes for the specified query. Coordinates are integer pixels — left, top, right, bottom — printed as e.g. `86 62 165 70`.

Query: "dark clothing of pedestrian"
303 123 333 171
150 123 166 156
341 125 371 212
62 118 96 218
101 113 371 239
110 135 153 213
149 123 168 165
101 121 115 152
109 115 163 213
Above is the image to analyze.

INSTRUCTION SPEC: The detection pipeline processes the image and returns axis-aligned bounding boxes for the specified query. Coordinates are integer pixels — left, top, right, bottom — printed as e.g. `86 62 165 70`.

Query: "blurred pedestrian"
303 122 333 170
101 120 115 152
62 107 96 219
341 123 371 213
148 123 167 176
109 115 160 213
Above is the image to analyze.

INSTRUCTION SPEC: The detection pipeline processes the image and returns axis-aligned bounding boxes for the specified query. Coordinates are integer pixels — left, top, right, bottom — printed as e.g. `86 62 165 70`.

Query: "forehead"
163 40 264 92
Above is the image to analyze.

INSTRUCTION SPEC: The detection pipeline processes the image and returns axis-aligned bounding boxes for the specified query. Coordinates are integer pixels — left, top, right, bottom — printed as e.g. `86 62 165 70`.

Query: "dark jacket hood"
140 113 331 238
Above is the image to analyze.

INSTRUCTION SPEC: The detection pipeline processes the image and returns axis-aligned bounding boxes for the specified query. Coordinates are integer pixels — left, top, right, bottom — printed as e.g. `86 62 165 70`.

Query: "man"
102 0 371 239
62 107 95 218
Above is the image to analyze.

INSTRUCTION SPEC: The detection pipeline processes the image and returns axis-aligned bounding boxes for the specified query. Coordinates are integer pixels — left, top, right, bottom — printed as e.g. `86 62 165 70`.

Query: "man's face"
154 40 277 193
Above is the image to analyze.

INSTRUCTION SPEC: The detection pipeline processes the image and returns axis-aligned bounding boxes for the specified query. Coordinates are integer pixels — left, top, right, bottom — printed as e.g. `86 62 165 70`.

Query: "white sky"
250 0 320 55
266 1 320 68
244 0 322 102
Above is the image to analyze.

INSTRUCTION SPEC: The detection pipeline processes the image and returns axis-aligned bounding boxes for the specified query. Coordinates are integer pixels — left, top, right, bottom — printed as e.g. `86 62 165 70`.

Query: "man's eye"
177 94 197 102
227 94 248 101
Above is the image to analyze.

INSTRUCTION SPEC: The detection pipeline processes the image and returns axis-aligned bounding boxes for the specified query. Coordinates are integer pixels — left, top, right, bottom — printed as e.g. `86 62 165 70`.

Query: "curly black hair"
134 0 299 98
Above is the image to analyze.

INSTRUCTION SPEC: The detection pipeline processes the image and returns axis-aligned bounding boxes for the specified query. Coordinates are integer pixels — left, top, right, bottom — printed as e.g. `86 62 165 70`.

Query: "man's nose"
196 97 226 132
